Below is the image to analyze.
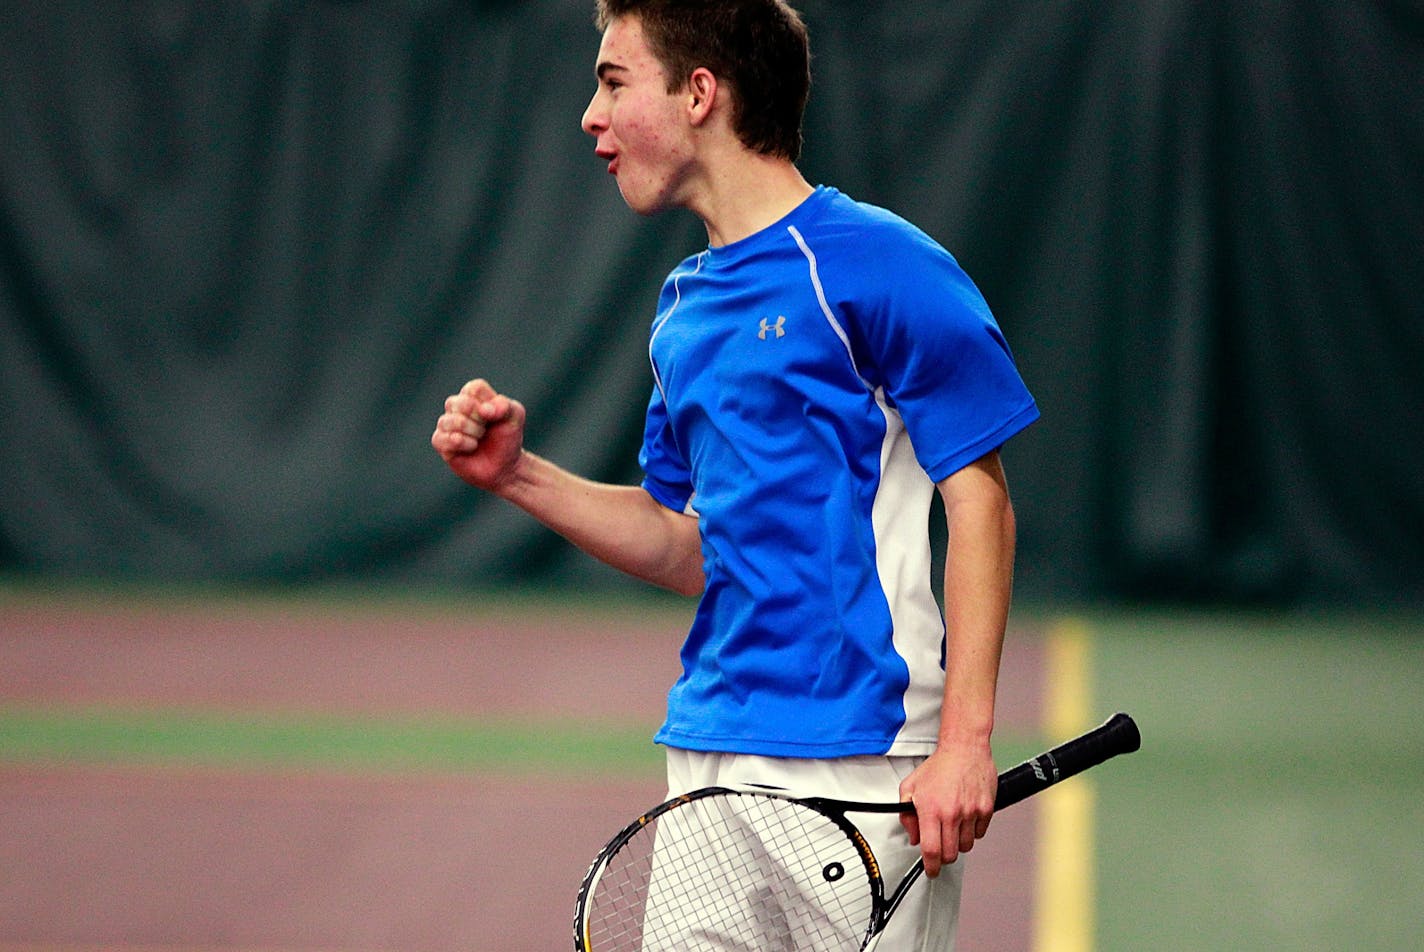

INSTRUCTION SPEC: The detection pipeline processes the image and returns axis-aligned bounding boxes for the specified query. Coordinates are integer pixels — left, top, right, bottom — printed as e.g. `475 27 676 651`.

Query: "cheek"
617 116 661 155
616 99 684 160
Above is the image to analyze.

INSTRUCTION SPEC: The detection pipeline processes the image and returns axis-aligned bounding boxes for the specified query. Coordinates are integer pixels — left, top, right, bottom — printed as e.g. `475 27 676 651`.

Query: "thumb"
483 394 525 428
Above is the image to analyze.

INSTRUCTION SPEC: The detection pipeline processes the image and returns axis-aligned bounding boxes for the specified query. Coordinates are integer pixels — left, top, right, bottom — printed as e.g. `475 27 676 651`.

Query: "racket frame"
574 786 892 952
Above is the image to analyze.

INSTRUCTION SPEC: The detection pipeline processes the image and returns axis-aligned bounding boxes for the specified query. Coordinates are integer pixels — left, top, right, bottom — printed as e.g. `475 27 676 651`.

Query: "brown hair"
594 0 811 160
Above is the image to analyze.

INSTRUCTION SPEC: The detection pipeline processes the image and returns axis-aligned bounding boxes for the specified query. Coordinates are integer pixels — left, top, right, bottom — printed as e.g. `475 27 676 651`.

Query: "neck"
689 152 815 247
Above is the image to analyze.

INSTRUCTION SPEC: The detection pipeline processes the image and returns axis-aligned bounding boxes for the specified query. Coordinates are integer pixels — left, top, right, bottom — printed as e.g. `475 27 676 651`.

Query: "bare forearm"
899 454 1016 873
497 450 704 596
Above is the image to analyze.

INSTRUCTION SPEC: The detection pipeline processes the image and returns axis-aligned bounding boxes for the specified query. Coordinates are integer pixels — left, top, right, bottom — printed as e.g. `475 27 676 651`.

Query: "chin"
617 182 671 217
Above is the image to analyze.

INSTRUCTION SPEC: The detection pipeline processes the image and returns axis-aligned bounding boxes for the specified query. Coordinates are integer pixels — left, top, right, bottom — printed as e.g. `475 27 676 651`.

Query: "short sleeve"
638 384 695 511
829 227 1038 481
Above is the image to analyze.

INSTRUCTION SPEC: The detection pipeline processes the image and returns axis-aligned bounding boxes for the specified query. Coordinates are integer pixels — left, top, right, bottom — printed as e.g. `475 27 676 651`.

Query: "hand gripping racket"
573 712 1140 952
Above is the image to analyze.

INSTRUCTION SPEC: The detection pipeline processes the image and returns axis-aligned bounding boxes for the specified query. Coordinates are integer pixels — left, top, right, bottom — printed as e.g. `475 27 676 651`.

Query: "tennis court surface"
1 589 1053 952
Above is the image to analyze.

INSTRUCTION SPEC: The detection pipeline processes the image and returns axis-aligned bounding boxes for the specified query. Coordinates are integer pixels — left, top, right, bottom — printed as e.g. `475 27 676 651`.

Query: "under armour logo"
758 315 786 339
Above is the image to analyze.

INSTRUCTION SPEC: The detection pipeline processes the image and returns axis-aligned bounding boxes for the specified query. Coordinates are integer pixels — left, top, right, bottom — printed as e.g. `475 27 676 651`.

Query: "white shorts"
662 747 963 952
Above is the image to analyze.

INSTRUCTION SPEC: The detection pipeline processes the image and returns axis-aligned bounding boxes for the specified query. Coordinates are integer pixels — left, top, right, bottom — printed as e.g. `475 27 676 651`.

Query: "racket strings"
583 793 875 952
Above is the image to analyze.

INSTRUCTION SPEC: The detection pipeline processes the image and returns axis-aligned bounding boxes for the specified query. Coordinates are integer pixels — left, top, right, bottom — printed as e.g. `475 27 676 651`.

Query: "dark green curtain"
3 0 1421 604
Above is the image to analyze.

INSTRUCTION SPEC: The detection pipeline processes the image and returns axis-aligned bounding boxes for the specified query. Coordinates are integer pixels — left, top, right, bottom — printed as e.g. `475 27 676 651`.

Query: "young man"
432 0 1038 946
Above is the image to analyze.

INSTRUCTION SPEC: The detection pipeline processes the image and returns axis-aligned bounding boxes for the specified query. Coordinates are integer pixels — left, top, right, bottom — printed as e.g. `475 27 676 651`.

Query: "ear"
686 67 717 127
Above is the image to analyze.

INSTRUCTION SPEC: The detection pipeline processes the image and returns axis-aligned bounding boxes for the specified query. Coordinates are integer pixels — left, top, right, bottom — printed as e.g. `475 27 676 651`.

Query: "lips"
595 143 618 176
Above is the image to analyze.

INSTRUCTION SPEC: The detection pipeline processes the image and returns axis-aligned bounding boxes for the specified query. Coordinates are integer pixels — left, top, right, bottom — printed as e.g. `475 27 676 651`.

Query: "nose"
580 91 606 138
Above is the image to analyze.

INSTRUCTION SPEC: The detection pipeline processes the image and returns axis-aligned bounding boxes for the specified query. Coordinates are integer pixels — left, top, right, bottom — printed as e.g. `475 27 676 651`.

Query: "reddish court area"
0 596 1044 952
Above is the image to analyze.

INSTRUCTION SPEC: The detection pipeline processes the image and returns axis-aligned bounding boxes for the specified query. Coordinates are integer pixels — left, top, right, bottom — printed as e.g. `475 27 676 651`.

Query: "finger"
450 379 502 421
919 817 945 878
900 811 921 847
431 425 478 455
898 777 920 845
444 390 495 423
958 820 977 856
436 410 486 440
460 378 498 402
502 395 527 428
446 391 509 427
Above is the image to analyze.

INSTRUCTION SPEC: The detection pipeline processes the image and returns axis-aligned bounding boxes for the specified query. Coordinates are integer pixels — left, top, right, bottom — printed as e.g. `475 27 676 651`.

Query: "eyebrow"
596 61 626 81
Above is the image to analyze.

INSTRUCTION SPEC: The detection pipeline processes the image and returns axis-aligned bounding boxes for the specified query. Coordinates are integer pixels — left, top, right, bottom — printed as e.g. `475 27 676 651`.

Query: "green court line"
0 705 666 776
0 703 1047 779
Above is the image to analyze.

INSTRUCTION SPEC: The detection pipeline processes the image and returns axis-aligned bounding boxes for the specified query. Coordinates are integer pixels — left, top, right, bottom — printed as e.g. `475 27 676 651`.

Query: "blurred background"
2 0 1420 605
1 1 1422 951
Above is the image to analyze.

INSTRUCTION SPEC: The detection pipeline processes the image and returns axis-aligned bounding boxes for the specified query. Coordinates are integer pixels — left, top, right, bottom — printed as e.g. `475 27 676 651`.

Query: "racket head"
573 786 886 952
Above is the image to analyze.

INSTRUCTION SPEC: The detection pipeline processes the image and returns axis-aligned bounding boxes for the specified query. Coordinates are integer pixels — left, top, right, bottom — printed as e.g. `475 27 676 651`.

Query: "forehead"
594 15 668 82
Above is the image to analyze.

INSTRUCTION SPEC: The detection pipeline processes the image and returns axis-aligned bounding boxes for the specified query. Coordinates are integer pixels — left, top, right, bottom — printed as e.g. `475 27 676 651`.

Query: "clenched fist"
431 378 527 494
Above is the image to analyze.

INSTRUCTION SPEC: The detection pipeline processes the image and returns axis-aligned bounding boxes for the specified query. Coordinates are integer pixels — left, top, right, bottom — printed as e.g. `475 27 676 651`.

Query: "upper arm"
937 450 1011 517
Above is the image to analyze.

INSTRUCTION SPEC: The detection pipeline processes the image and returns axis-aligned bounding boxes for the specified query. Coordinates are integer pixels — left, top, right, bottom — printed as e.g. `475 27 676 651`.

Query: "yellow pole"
1032 617 1095 952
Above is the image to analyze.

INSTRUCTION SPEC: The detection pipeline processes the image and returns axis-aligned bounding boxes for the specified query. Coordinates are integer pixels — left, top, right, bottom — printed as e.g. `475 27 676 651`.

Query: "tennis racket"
573 711 1140 952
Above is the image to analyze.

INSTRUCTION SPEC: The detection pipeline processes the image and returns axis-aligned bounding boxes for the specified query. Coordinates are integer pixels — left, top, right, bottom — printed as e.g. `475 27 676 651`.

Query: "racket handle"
994 712 1140 810
884 713 1139 923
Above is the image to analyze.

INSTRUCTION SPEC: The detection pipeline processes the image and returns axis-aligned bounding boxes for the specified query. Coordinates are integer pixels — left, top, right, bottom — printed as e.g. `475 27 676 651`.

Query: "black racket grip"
994 712 1140 810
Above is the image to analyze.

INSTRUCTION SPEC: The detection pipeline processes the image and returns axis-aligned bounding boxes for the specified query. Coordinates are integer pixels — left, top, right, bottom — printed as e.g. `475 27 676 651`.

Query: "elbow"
659 508 704 597
668 566 705 599
659 551 705 598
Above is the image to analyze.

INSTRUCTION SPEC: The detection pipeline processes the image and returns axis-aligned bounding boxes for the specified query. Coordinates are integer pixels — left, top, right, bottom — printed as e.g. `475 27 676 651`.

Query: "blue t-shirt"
641 186 1038 758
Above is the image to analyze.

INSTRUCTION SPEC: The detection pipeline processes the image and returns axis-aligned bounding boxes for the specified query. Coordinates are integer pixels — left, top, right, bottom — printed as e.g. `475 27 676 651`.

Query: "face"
580 15 695 216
